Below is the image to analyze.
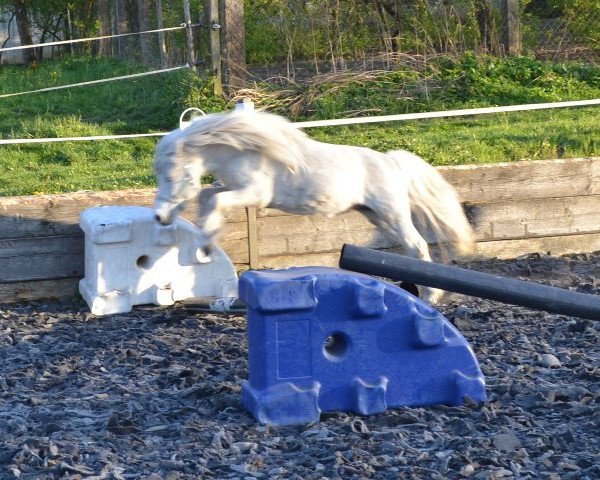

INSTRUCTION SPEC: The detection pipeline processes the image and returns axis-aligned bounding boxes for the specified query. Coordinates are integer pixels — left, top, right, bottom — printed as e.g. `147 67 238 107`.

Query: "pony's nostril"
155 214 170 226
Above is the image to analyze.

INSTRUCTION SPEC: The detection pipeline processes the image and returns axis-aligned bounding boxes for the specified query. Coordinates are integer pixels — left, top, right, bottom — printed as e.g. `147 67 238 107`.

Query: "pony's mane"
180 111 308 173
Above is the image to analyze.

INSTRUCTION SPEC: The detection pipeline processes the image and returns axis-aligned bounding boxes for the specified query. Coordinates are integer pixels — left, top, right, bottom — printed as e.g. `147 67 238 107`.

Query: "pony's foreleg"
195 185 268 262
193 186 226 261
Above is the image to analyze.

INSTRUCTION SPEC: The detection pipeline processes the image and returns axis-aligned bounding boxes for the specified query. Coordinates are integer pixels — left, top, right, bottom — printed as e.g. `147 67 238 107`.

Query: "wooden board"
0 189 155 239
0 188 247 240
1 156 598 234
0 235 84 283
1 255 82 284
0 277 81 303
0 231 250 283
468 194 600 240
254 194 600 258
439 157 600 203
4 233 598 302
474 231 600 260
260 232 600 269
258 252 342 270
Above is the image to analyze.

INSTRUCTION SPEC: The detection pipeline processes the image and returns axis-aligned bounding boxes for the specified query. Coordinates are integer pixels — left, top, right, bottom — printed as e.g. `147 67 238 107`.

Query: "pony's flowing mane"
179 111 308 173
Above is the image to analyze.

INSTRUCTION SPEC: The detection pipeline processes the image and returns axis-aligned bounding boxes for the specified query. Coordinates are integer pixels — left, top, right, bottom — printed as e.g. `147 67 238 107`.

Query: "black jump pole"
339 244 600 321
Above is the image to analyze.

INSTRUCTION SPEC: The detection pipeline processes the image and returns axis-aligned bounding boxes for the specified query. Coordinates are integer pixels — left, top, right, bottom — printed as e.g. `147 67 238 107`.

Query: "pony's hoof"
421 287 445 305
399 281 420 298
196 246 213 264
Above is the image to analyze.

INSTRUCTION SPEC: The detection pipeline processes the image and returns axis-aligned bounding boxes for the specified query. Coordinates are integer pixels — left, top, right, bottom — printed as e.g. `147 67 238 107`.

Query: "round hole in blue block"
324 332 350 361
136 255 152 270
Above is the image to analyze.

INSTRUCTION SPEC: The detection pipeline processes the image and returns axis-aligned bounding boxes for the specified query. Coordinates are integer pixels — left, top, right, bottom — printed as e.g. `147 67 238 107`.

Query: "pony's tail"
387 150 475 258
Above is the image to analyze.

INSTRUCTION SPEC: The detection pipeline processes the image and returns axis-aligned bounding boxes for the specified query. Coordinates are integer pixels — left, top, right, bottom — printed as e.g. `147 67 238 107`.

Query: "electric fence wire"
0 23 200 53
0 64 192 99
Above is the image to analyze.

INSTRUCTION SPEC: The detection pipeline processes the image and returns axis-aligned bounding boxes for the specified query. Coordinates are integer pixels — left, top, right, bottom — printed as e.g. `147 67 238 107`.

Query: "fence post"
502 0 522 56
183 0 197 68
220 0 246 89
235 99 259 269
205 0 223 95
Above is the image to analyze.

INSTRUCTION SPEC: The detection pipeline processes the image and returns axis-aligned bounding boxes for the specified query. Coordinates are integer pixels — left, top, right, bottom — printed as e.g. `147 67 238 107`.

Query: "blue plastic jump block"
239 267 486 426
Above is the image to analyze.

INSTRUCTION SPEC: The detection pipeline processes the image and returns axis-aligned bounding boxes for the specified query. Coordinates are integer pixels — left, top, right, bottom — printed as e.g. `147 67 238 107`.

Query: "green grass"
308 107 599 166
0 54 599 196
0 56 226 196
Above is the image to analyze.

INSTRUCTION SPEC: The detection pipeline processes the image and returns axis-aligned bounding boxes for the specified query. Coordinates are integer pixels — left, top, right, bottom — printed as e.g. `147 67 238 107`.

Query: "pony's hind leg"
361 197 431 261
361 196 444 304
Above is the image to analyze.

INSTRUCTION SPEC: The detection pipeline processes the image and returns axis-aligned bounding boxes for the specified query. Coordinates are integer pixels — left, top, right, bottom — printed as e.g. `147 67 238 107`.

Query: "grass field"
309 107 599 166
0 54 599 196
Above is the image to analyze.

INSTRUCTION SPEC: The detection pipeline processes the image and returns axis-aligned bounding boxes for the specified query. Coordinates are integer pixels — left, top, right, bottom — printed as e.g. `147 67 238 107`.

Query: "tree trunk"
114 0 131 58
182 0 196 67
13 0 36 66
137 0 152 64
96 0 112 56
476 0 494 53
0 12 16 63
155 0 168 67
377 0 400 18
373 0 402 53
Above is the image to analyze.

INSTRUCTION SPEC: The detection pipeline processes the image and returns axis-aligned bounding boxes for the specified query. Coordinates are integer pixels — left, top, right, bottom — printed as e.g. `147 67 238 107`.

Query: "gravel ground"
0 252 599 480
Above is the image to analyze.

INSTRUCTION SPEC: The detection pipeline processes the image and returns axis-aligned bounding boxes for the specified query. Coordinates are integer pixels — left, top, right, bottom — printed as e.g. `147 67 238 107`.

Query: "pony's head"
153 130 203 225
153 110 308 225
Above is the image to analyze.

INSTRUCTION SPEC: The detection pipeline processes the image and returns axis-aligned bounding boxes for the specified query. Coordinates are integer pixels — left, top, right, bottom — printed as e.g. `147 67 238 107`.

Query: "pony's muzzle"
155 213 171 226
154 208 173 226
154 200 179 226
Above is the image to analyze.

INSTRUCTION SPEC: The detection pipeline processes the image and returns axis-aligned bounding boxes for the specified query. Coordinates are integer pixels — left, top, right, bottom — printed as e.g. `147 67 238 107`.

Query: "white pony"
153 110 474 303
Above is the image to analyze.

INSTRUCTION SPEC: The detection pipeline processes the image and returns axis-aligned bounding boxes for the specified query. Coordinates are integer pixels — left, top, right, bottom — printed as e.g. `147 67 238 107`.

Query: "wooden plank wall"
1 157 599 302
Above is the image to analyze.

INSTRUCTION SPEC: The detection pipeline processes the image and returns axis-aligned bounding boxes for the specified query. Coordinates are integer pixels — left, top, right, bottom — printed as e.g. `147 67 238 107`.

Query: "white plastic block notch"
153 222 177 246
82 290 133 317
90 218 133 244
79 206 238 316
